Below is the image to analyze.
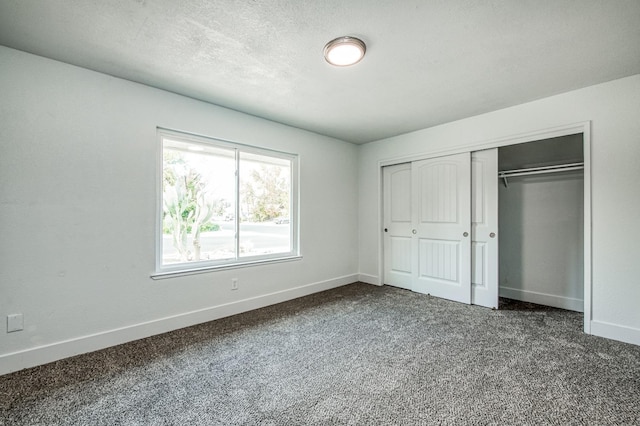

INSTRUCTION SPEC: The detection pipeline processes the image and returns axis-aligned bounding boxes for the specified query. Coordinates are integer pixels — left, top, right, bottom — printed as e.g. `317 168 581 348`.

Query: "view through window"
158 130 297 272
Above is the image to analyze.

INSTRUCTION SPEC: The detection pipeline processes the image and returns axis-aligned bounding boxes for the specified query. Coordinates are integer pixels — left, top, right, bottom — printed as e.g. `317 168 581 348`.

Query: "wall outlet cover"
7 313 24 333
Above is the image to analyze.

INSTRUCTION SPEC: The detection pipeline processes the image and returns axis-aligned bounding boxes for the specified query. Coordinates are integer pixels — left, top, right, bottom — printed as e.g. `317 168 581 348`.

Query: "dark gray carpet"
1 283 639 425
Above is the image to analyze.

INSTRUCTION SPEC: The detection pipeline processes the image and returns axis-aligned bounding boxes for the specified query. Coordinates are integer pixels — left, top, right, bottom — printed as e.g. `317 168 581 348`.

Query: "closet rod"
498 162 584 187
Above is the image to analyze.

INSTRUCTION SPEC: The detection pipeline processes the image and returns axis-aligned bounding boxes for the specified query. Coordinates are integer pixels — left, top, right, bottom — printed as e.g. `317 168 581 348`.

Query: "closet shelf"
498 162 584 188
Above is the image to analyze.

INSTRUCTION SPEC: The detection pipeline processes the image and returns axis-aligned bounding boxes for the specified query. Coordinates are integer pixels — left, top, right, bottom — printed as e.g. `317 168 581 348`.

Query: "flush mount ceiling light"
323 36 366 67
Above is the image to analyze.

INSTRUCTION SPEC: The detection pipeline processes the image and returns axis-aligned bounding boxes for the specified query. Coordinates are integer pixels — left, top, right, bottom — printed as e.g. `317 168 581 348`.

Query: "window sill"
150 255 303 280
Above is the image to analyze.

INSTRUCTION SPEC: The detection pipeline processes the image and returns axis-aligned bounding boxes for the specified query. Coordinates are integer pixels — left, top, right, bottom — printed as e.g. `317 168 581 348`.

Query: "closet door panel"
412 153 471 304
471 242 487 286
419 163 458 223
471 149 499 308
383 163 413 290
419 238 459 282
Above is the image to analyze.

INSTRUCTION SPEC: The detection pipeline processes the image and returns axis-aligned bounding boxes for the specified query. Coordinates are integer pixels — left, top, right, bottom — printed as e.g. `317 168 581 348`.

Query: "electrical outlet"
7 313 24 333
231 278 239 290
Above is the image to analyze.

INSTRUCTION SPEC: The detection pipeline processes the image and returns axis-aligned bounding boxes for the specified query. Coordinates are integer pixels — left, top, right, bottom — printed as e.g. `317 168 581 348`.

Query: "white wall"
359 74 640 345
0 47 359 374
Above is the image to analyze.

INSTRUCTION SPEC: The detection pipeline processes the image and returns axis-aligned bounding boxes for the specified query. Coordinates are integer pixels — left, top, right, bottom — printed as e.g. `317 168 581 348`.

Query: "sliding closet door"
412 153 471 304
471 149 499 309
383 163 413 290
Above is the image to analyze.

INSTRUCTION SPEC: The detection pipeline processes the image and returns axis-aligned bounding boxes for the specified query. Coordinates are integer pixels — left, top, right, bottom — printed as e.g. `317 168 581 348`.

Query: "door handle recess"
463 232 469 237
412 229 417 234
489 232 496 238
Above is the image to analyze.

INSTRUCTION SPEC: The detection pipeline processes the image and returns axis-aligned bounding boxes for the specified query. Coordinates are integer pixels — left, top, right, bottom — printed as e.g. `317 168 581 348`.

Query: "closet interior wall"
498 134 584 312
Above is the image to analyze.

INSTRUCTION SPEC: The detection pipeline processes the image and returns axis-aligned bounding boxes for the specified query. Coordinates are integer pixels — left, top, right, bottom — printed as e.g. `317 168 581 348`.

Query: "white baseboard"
499 286 584 312
358 273 381 286
0 274 358 376
590 320 640 346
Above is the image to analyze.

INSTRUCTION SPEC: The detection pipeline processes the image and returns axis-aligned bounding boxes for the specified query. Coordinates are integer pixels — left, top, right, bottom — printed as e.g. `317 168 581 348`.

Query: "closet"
382 133 584 312
498 134 584 312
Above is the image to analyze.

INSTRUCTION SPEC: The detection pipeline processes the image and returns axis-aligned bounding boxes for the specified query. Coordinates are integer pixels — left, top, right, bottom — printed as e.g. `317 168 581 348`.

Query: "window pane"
162 139 236 265
157 129 298 274
239 152 291 257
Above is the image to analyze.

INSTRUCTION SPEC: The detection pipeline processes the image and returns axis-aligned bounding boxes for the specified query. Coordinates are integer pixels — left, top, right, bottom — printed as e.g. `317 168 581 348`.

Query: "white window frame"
153 128 300 278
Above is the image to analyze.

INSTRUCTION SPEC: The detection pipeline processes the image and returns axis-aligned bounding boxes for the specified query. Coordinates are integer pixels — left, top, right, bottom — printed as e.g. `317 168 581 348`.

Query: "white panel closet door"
412 153 472 304
383 163 413 290
471 149 499 309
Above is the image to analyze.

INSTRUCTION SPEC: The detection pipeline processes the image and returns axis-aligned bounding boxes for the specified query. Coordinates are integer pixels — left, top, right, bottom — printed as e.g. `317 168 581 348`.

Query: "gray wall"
498 135 584 311
0 47 360 374
499 172 584 311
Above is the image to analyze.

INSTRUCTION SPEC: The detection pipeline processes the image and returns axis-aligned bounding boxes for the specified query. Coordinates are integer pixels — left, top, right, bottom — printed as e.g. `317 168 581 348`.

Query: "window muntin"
158 129 297 273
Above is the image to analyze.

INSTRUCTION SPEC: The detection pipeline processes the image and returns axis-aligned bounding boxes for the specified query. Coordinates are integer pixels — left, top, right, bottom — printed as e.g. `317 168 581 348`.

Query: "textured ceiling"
1 0 639 144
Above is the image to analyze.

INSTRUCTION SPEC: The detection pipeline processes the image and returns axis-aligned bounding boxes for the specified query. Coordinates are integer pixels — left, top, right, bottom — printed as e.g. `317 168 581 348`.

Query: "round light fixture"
323 36 366 67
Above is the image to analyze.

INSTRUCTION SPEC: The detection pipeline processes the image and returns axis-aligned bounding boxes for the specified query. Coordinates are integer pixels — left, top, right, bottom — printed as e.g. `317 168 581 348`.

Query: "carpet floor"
1 283 639 425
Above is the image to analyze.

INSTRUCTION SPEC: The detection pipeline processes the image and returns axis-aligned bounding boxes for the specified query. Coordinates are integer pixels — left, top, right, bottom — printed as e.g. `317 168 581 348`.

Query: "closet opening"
498 133 584 314
379 123 591 331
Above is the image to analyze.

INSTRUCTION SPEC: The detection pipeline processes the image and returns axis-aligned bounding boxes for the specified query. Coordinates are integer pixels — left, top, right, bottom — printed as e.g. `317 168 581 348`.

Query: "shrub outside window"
157 129 298 274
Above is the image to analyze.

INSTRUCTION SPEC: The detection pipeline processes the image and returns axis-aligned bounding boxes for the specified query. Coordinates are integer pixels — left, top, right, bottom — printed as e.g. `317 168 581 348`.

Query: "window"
156 129 298 275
